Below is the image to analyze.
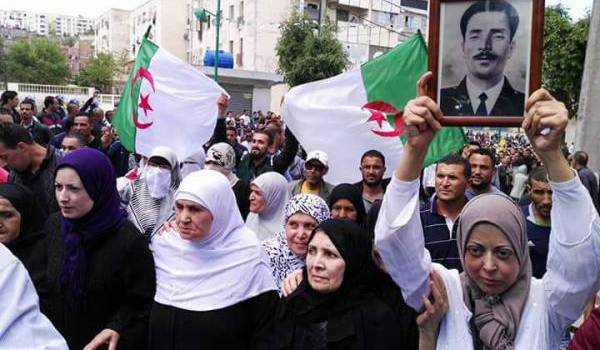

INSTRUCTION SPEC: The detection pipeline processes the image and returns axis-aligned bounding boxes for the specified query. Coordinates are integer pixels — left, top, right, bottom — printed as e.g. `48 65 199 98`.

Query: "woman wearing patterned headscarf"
42 148 156 350
246 172 290 241
262 193 330 292
205 142 251 219
119 146 181 241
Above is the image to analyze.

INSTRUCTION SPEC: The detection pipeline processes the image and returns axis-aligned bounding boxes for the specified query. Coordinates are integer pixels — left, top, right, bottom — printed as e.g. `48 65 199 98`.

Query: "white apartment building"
314 0 429 67
95 9 131 57
0 10 49 35
0 10 93 37
187 0 427 71
188 0 296 72
129 0 188 62
55 15 94 36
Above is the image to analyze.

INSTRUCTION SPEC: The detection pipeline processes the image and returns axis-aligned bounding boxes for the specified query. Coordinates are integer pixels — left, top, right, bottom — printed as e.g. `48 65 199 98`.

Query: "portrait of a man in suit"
440 0 526 117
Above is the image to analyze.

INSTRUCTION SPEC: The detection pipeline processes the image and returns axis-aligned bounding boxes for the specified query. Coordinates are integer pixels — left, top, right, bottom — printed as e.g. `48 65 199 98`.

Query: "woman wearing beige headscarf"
374 73 600 350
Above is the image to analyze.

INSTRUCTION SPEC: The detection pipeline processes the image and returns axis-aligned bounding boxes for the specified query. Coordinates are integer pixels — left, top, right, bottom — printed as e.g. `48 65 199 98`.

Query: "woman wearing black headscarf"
272 219 404 349
0 183 48 291
328 184 367 227
42 148 156 350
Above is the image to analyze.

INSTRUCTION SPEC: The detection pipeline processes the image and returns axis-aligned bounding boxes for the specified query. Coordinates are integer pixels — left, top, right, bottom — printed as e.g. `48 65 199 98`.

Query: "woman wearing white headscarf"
246 172 290 241
119 146 181 241
149 170 278 350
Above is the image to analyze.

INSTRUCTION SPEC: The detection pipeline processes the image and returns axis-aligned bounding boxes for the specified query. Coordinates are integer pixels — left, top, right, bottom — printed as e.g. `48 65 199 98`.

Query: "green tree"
6 37 70 85
276 12 349 87
76 51 126 92
0 37 6 86
543 5 590 117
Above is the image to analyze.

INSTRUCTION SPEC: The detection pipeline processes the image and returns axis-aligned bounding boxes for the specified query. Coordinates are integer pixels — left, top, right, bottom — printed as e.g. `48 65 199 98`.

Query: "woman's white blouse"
375 174 600 349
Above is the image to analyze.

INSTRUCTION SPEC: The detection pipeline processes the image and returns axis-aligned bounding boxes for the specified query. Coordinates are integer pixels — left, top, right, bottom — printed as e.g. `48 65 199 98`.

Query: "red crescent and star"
131 67 156 129
362 101 405 137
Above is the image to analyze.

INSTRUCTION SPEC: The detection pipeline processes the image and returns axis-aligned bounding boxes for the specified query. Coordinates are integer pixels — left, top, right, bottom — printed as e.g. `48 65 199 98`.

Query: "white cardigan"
0 244 67 349
375 175 600 349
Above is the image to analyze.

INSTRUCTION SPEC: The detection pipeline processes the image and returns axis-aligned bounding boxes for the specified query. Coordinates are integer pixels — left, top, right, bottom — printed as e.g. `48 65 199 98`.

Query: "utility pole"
574 0 600 170
195 0 222 82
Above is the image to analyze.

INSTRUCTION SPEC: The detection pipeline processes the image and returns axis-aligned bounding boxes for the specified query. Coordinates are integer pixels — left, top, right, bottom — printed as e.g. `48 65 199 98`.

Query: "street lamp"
194 1 222 82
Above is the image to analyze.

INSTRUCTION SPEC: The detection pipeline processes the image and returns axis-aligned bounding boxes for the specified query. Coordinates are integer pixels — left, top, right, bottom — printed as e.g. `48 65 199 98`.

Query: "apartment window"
229 5 234 20
305 3 319 21
405 15 414 29
336 9 349 22
229 40 234 53
239 1 244 19
207 15 211 29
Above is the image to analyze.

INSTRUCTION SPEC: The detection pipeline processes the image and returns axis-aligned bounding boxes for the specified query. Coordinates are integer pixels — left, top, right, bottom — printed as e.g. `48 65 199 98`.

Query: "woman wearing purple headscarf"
41 148 156 350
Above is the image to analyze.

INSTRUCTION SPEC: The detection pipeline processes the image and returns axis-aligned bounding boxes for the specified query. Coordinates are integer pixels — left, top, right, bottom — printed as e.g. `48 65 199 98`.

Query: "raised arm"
374 72 442 311
523 89 600 332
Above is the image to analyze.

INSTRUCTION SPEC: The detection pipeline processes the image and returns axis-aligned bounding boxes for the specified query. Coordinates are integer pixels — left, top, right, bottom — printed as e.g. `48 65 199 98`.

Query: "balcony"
328 0 370 10
336 20 400 48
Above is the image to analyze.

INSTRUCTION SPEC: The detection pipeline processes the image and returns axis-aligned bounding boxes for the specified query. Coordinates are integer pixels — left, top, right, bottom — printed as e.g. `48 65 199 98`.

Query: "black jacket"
272 292 406 350
440 77 525 116
41 213 156 350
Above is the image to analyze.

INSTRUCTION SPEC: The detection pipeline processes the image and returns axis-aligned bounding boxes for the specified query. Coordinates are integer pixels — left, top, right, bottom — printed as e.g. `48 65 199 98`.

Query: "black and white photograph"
437 0 533 117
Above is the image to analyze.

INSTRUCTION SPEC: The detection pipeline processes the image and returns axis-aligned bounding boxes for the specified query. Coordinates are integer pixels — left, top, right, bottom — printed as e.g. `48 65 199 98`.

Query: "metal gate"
221 83 253 114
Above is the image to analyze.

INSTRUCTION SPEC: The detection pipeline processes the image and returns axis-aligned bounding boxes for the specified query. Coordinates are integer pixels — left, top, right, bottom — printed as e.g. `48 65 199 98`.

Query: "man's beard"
363 178 382 187
250 149 266 160
470 179 490 191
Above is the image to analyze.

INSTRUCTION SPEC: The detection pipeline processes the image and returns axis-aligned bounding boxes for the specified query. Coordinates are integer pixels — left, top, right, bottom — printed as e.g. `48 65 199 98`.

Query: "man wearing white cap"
290 150 334 202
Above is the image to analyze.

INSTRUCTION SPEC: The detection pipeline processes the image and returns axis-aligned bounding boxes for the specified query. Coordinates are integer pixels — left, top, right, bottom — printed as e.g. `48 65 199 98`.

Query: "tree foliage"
76 52 126 92
5 37 70 85
276 12 349 87
543 5 590 118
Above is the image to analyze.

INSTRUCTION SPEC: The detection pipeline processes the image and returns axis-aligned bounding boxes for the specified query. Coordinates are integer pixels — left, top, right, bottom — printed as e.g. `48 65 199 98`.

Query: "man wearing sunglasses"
290 150 334 202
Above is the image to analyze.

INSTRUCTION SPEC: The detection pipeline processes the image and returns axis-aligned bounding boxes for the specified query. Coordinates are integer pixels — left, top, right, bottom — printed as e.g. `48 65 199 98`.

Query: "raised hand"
403 72 443 150
217 93 229 117
522 89 572 182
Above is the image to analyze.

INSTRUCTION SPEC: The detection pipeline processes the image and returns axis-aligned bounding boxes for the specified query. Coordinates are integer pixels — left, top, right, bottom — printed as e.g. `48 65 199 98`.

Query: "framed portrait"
427 0 545 126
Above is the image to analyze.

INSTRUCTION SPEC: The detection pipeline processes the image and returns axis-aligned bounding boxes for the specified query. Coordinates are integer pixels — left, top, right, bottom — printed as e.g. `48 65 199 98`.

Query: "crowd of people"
1 70 600 350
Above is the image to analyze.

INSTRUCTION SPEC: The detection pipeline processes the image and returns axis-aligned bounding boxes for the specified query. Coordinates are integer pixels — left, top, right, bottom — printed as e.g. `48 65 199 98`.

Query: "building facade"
129 0 188 62
94 9 131 57
0 10 93 37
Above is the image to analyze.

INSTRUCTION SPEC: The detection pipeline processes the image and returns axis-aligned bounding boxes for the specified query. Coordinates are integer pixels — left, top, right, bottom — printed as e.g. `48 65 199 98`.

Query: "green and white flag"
113 32 226 160
283 32 466 184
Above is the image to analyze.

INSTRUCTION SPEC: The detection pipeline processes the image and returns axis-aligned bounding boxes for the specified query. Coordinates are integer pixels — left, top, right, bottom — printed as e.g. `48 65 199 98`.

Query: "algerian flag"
113 30 226 161
283 32 466 184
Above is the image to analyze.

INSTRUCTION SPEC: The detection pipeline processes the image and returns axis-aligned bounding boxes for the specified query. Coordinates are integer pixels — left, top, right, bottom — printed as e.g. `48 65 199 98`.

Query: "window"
405 15 414 29
305 3 319 21
239 1 244 19
229 5 234 20
336 9 349 22
239 38 243 56
229 40 234 53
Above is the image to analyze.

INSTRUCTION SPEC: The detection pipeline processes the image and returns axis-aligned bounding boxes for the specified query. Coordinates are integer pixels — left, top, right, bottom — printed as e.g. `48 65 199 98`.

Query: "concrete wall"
574 0 600 171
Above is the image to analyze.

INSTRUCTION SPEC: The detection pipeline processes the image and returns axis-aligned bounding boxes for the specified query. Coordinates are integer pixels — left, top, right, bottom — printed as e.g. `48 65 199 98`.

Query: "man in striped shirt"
420 154 470 271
